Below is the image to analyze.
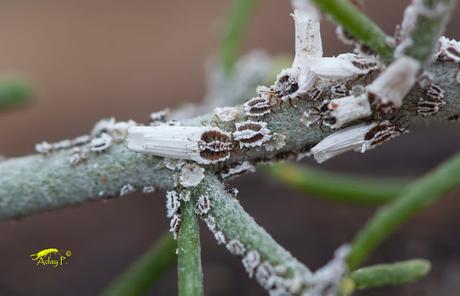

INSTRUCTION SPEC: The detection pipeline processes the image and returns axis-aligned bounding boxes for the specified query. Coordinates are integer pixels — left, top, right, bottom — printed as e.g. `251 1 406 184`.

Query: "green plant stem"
178 200 204 296
220 0 259 75
311 0 393 60
349 259 431 291
264 163 407 205
347 152 460 269
404 0 456 65
0 80 32 111
101 233 177 296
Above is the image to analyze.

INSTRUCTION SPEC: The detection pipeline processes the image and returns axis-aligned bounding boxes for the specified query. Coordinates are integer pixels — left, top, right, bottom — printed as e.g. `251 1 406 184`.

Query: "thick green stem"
220 0 259 75
349 259 431 290
264 163 407 205
101 233 177 296
178 201 204 296
311 0 393 60
347 152 460 269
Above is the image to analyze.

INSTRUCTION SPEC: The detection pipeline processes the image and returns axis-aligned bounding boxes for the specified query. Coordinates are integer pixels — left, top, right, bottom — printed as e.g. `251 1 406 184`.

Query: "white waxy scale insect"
226 239 246 257
169 214 181 240
367 56 420 111
310 123 378 163
242 250 261 278
417 82 446 116
324 93 372 129
178 164 205 188
90 133 112 152
244 95 271 118
233 120 272 149
214 231 226 245
307 53 379 79
196 193 211 215
204 216 217 232
436 36 460 63
166 190 181 218
120 184 135 196
214 106 240 122
255 261 277 290
149 108 170 123
127 126 233 165
91 118 136 143
220 161 256 179
361 120 407 153
264 133 287 152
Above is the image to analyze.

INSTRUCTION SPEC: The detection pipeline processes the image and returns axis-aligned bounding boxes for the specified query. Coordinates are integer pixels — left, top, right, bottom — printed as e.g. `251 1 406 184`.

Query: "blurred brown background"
0 1 459 295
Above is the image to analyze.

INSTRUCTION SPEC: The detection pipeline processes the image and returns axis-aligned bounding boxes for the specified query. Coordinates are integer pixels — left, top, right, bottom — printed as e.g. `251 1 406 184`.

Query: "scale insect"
127 126 234 164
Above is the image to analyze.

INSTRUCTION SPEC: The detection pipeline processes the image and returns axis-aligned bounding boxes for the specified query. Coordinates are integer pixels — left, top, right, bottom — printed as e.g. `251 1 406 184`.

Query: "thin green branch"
0 79 33 111
220 0 259 75
264 163 407 205
101 233 177 296
347 152 460 269
311 0 393 60
403 0 456 65
349 259 431 291
178 200 204 296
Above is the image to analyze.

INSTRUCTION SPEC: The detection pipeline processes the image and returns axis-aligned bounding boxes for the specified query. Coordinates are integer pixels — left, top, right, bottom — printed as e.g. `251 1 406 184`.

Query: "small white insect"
169 214 181 240
226 239 246 257
127 126 234 164
178 164 205 188
196 193 211 215
264 133 287 152
242 250 261 278
142 186 156 193
220 161 256 179
233 120 272 149
120 184 135 196
310 123 378 163
367 56 420 112
179 190 191 202
244 95 272 118
307 53 379 79
166 190 181 218
214 107 240 122
90 133 113 152
214 231 226 245
436 36 460 63
91 118 136 142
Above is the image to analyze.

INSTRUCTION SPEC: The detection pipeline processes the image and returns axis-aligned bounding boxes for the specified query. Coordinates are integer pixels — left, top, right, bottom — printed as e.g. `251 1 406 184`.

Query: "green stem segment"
347 153 460 269
220 0 259 75
349 259 431 290
101 233 177 296
178 201 204 296
311 0 394 61
265 163 407 205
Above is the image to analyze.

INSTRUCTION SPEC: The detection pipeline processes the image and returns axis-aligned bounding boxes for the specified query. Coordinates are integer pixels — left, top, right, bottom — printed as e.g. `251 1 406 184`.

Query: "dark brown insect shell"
351 60 378 70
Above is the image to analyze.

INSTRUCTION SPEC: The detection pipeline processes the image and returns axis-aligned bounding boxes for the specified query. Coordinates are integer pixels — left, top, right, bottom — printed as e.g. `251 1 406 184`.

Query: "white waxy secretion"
324 93 372 129
178 164 205 188
310 123 378 163
307 54 379 79
127 126 233 164
242 250 261 278
367 56 420 110
233 121 272 149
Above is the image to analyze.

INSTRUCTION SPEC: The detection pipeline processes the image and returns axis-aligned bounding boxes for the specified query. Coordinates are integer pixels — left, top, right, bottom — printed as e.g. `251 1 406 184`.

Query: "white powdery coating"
220 161 256 179
120 184 135 196
214 107 240 122
127 126 229 165
233 120 272 149
242 250 261 278
90 133 112 152
310 123 377 163
367 56 420 109
302 245 350 296
256 261 277 290
169 214 181 240
226 239 246 256
214 231 226 245
325 93 372 129
437 36 460 63
179 190 191 202
166 190 180 218
204 216 217 233
264 133 287 152
307 54 379 79
178 164 205 188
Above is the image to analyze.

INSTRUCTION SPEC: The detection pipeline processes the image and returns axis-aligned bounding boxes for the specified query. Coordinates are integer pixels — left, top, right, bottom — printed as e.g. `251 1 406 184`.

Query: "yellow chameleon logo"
30 248 72 268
